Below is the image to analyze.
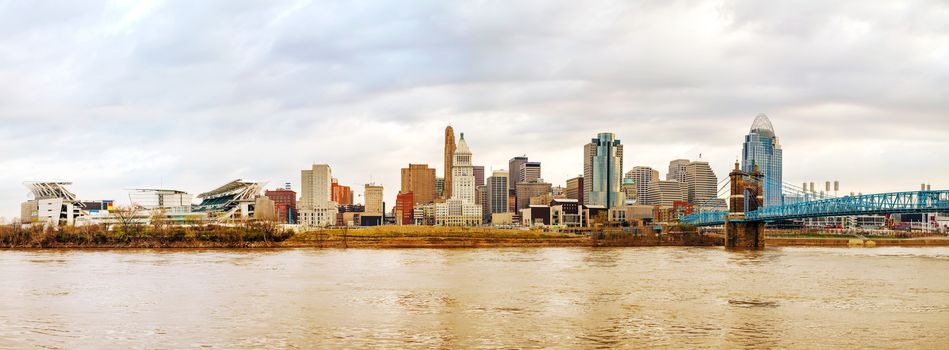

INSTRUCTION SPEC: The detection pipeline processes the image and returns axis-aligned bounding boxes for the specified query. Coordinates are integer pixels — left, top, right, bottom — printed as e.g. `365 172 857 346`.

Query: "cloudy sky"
1 0 948 219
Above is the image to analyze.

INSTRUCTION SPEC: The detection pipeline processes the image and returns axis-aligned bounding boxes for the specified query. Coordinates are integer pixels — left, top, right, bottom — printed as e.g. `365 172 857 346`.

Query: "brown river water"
0 247 947 349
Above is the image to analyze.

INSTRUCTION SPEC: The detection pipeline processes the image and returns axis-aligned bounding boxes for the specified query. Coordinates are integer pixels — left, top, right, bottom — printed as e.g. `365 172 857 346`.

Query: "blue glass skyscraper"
584 133 625 208
742 114 783 207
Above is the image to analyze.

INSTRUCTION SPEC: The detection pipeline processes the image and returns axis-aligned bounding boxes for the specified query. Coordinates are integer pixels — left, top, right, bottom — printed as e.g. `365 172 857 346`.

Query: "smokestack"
802 182 807 192
922 183 927 191
834 181 839 192
927 184 932 191
810 182 815 193
825 181 831 192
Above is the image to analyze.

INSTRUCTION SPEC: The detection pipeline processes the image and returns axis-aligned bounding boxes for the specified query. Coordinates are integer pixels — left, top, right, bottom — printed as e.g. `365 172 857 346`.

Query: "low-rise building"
521 205 551 226
491 212 515 226
265 188 297 224
413 203 436 225
550 199 584 227
434 199 482 226
249 196 276 221
394 192 414 225
336 204 365 226
586 205 609 225
624 205 655 223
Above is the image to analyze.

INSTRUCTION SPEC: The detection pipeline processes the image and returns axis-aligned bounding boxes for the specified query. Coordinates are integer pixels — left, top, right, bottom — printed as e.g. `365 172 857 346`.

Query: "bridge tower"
726 161 766 248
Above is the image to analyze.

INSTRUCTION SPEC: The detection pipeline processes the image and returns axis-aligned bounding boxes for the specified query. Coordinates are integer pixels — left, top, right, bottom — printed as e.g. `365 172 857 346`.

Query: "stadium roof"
23 182 78 201
197 179 260 199
193 179 263 216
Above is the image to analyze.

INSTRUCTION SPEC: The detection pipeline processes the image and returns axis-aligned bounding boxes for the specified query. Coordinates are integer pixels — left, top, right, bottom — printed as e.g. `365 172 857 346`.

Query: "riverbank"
3 224 949 249
0 223 294 249
286 227 724 248
285 226 588 248
766 237 949 247
0 225 714 249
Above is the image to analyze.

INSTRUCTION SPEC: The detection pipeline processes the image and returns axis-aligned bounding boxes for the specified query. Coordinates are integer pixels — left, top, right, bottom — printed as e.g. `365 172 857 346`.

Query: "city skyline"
2 1 949 219
5 115 944 219
3 3 949 349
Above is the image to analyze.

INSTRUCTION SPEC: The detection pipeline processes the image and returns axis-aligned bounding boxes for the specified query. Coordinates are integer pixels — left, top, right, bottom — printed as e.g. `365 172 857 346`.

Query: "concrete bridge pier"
725 214 765 248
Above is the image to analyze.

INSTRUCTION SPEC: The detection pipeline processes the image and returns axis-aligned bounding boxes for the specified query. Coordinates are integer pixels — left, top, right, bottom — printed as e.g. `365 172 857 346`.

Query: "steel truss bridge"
680 190 949 226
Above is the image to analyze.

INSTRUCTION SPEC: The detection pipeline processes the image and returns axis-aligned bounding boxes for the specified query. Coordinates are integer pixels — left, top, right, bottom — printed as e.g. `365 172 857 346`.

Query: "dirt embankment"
4 224 948 249
287 227 724 248
766 237 949 247
287 227 589 248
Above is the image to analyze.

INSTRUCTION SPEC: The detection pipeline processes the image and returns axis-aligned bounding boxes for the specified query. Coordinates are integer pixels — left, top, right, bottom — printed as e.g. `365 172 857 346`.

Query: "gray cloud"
1 0 948 219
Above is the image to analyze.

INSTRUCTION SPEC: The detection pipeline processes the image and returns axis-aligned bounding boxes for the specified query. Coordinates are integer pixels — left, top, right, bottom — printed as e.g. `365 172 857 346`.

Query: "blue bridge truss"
680 190 949 226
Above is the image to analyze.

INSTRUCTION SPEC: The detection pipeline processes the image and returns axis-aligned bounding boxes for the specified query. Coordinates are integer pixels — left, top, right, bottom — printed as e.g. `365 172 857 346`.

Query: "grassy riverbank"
287 226 588 248
0 224 583 249
0 223 294 248
3 223 948 249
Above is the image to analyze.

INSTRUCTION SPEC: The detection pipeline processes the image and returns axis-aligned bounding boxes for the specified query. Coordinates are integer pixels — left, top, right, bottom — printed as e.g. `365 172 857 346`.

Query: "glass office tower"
742 114 783 207
584 133 625 208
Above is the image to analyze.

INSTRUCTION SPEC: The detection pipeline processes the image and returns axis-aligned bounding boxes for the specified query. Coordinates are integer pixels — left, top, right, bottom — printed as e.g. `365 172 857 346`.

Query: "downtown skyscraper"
685 160 724 209
299 164 337 227
450 133 476 204
485 170 509 216
625 166 658 205
667 159 689 182
443 125 456 199
742 114 783 207
584 133 625 208
401 164 437 204
508 156 528 191
434 132 482 226
520 162 542 183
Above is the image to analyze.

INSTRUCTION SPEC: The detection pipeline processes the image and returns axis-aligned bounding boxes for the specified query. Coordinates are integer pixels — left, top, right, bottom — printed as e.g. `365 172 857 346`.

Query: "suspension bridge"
676 162 949 248
680 190 949 226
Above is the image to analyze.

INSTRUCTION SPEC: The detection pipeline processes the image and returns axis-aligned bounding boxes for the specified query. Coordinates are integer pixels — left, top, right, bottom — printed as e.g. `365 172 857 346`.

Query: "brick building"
264 189 297 224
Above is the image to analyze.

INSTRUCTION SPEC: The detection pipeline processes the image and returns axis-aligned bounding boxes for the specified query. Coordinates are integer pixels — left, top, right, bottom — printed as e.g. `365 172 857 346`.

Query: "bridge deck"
680 190 949 226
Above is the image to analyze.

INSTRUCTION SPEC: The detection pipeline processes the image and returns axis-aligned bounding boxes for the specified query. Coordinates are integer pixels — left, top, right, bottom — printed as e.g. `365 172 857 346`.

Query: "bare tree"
253 218 278 243
112 205 142 237
151 208 168 233
12 219 26 246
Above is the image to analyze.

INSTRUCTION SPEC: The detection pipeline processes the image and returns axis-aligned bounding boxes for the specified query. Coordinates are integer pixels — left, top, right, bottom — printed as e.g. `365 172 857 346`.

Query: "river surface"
0 247 947 349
